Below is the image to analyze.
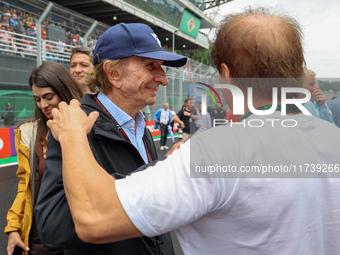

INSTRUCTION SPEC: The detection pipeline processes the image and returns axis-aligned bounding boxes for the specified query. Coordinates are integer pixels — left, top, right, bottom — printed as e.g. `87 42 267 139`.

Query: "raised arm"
190 112 199 121
173 114 185 129
47 100 142 243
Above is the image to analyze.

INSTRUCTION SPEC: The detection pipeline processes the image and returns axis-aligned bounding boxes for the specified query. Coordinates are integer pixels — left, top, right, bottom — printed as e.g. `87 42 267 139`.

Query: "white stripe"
0 162 18 168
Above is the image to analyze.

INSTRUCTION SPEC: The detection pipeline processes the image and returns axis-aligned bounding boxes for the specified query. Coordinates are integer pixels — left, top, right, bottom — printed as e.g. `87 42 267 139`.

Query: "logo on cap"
151 33 161 48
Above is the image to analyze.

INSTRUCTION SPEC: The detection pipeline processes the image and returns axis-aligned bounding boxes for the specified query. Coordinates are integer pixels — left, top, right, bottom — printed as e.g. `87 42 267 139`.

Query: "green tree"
319 81 340 92
177 42 214 66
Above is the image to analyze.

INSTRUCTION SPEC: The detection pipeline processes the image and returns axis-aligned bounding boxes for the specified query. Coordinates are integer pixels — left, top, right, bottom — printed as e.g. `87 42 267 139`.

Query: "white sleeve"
115 139 229 237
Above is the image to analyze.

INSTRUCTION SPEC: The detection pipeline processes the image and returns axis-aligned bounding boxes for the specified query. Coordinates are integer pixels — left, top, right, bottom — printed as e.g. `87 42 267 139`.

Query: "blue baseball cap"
92 23 187 67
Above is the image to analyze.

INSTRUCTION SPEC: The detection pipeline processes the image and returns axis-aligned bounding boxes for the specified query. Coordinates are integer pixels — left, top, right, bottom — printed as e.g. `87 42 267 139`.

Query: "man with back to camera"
70 47 94 95
34 23 187 255
44 8 340 255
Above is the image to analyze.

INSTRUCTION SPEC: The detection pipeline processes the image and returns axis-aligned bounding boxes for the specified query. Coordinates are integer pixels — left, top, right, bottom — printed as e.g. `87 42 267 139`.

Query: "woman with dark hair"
5 62 83 255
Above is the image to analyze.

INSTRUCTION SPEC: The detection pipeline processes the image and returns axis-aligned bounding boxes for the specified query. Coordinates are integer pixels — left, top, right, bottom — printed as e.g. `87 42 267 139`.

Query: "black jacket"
2 107 15 126
34 94 174 255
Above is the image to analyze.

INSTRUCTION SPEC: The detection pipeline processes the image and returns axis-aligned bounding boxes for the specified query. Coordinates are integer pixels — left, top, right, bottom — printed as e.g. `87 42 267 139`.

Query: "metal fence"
0 28 73 61
0 0 219 124
0 27 219 123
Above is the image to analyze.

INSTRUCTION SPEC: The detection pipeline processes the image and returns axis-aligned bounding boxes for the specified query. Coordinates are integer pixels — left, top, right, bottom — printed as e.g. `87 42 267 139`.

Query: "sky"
207 0 340 78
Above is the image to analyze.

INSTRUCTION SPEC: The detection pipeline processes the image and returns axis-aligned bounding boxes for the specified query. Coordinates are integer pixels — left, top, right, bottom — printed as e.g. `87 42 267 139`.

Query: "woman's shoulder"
18 120 38 132
17 120 38 145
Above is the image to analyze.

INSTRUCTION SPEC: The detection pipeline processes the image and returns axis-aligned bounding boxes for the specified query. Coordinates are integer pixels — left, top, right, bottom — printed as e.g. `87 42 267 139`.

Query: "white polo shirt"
116 112 340 255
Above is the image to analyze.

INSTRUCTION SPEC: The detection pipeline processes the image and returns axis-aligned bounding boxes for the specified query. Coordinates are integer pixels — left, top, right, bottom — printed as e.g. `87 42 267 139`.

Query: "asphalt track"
0 138 184 254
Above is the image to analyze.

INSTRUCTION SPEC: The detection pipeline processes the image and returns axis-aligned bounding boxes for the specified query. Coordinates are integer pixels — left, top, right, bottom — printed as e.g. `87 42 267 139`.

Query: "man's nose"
75 65 82 72
155 68 169 86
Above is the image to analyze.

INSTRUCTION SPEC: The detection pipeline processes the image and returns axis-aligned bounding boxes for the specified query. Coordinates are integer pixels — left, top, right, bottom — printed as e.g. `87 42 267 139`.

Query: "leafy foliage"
177 43 214 66
319 80 340 92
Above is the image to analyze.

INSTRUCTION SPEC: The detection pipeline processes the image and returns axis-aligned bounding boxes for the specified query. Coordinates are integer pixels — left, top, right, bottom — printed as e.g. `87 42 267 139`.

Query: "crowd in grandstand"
0 1 101 56
1 1 209 78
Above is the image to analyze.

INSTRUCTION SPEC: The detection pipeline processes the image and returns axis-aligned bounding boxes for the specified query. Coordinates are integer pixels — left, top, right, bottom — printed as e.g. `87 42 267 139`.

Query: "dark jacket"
2 107 15 126
177 108 197 134
34 94 174 255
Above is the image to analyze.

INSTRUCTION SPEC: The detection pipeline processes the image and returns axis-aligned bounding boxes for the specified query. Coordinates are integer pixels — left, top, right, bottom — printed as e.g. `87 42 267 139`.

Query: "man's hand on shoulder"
166 142 183 157
47 99 99 142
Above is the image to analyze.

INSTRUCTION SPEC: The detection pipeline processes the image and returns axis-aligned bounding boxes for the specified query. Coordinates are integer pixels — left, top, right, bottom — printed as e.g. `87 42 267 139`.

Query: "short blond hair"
305 69 316 76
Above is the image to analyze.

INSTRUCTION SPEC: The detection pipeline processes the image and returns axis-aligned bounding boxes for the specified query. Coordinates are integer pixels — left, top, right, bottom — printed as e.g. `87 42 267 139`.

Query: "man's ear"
103 61 122 89
220 63 231 79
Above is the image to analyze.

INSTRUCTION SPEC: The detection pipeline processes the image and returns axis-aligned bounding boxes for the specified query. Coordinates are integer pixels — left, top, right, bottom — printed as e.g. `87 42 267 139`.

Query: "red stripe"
197 82 223 106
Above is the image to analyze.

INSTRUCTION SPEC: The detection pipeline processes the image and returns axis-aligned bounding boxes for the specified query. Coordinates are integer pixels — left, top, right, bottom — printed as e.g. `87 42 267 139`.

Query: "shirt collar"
97 92 145 127
97 91 132 125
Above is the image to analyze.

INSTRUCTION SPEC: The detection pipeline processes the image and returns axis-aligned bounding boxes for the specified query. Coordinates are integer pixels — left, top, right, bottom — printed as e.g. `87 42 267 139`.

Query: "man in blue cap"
35 23 187 255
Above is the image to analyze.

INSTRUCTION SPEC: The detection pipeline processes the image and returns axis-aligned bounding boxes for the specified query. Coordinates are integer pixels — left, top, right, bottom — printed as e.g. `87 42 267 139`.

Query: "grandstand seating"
0 1 101 48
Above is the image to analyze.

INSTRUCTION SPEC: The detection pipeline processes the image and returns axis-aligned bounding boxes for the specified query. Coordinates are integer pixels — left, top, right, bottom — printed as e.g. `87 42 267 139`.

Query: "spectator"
26 37 36 56
9 13 18 32
87 35 95 47
78 34 84 46
27 25 35 37
65 31 72 44
169 106 176 132
69 47 94 94
5 27 19 54
2 13 10 30
173 97 199 143
57 40 66 56
196 102 211 131
0 27 9 52
44 8 340 255
2 102 15 126
25 16 33 29
327 96 340 127
72 33 79 45
154 102 173 150
302 69 335 124
211 102 226 126
17 17 25 34
45 41 54 60
41 25 47 40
